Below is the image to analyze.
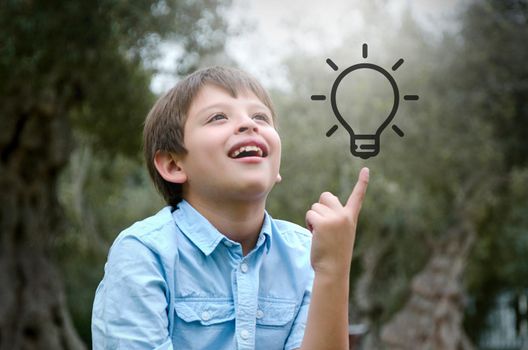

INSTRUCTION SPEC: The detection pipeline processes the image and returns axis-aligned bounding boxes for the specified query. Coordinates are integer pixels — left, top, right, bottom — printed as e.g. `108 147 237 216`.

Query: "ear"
153 151 187 184
276 173 282 183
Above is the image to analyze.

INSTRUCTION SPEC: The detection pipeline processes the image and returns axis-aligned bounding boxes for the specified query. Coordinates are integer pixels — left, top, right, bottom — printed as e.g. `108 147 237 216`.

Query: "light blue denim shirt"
92 200 314 350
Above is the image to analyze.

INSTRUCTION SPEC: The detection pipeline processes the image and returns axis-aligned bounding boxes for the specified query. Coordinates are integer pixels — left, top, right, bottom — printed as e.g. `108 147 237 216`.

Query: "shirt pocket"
256 297 297 328
173 298 235 326
254 298 298 350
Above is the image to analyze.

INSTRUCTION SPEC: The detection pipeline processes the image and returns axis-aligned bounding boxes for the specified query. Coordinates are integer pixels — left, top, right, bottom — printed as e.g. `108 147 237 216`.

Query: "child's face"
178 83 281 203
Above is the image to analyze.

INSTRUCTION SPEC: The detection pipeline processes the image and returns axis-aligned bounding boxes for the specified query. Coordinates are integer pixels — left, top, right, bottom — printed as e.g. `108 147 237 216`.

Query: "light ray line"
311 95 326 101
326 58 338 71
392 125 405 137
326 125 338 137
392 58 404 71
362 43 368 58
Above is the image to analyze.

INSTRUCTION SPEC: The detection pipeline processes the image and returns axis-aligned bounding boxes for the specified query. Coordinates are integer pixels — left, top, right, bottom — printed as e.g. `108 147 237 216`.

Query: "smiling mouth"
229 145 268 159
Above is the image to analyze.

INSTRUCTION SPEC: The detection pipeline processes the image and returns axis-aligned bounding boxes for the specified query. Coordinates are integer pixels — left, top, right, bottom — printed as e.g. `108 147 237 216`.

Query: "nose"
236 116 259 134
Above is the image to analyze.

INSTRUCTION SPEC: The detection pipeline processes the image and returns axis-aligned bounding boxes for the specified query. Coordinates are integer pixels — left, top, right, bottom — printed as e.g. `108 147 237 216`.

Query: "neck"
184 194 267 256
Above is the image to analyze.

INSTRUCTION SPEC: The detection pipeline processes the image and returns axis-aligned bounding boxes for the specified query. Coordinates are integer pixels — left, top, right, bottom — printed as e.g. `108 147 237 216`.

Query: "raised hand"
305 167 369 277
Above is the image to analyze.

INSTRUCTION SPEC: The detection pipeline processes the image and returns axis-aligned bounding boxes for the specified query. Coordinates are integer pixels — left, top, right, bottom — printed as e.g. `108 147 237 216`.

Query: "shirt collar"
259 211 272 254
173 200 272 256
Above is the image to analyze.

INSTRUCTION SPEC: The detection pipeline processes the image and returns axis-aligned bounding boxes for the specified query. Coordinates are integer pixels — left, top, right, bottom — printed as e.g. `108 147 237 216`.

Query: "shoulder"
109 206 178 261
271 218 312 250
267 218 314 288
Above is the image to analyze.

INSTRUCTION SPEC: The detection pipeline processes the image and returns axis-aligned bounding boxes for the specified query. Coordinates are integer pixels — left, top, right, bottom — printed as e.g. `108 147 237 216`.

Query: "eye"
252 113 271 124
208 113 227 123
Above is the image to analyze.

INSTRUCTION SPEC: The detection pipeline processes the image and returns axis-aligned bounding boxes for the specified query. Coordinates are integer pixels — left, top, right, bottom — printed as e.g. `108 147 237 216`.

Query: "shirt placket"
235 257 258 350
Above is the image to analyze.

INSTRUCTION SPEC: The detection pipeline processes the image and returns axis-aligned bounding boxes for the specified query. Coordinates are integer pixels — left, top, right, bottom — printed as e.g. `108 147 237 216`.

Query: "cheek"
266 126 281 146
270 131 282 156
187 131 221 155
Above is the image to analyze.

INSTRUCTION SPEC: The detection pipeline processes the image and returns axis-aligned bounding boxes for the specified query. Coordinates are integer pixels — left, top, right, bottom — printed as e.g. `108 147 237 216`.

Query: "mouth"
228 142 269 159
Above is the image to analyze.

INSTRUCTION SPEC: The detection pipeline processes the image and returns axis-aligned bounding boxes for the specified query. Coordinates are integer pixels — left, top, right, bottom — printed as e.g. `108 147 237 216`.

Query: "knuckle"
319 191 334 201
337 211 353 225
336 215 348 226
307 209 318 220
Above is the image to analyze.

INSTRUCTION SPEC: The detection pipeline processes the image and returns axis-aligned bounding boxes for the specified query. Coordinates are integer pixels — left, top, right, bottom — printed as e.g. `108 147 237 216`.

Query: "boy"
91 66 369 350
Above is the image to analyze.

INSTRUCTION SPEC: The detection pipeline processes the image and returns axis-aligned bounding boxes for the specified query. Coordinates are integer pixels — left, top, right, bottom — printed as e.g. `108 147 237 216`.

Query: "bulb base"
351 134 380 159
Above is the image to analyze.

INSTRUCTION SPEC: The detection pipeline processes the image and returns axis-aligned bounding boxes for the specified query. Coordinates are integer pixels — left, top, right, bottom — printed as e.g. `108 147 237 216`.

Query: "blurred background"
1 0 527 349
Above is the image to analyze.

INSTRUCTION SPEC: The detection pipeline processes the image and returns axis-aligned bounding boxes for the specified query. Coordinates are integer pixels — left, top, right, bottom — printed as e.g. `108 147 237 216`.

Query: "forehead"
188 84 270 117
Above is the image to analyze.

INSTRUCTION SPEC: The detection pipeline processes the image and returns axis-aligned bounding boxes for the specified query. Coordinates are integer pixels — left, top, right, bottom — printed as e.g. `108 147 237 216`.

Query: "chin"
231 180 275 201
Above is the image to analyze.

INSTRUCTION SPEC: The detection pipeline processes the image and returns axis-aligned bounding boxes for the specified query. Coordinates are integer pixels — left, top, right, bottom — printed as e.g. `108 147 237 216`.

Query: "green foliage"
268 1 528 341
454 0 528 341
0 0 232 344
0 0 230 156
16 0 526 343
459 0 528 168
56 148 164 345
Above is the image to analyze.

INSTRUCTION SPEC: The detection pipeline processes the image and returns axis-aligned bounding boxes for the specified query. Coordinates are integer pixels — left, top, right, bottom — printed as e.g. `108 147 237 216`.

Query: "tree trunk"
353 239 390 349
0 102 85 349
380 224 476 350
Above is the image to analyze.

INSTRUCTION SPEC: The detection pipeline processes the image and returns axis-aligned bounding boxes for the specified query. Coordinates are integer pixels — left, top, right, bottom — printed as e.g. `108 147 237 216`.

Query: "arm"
92 235 173 350
299 167 369 350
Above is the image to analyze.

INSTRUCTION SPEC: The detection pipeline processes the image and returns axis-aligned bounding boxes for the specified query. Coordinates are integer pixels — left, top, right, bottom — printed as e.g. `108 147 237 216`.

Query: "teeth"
230 145 263 158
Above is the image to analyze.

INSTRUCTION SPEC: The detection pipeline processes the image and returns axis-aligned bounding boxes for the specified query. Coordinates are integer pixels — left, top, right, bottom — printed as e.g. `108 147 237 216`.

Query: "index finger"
345 167 370 220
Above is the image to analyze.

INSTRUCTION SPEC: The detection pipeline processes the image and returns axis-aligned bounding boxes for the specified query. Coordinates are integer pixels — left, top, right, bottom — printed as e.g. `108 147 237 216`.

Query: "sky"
151 0 469 93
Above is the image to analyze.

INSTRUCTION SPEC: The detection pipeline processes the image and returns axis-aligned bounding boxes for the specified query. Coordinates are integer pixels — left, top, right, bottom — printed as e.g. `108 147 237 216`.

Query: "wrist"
313 266 351 285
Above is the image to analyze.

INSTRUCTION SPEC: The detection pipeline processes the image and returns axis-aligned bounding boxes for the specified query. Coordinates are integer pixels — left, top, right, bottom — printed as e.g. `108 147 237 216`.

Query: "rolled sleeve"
92 235 172 350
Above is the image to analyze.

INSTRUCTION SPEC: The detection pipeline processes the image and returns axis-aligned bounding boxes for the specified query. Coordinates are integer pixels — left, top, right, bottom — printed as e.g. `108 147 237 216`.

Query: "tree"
454 0 528 342
373 1 528 347
0 1 230 348
268 0 528 347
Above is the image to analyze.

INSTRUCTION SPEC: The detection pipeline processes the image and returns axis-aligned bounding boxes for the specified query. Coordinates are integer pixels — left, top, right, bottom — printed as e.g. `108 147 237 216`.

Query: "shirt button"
256 309 264 319
240 329 250 340
201 311 211 321
240 262 249 273
223 240 233 247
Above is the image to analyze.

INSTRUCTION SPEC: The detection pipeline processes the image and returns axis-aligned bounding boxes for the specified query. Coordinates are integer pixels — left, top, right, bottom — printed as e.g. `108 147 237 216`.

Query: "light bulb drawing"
311 43 419 159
